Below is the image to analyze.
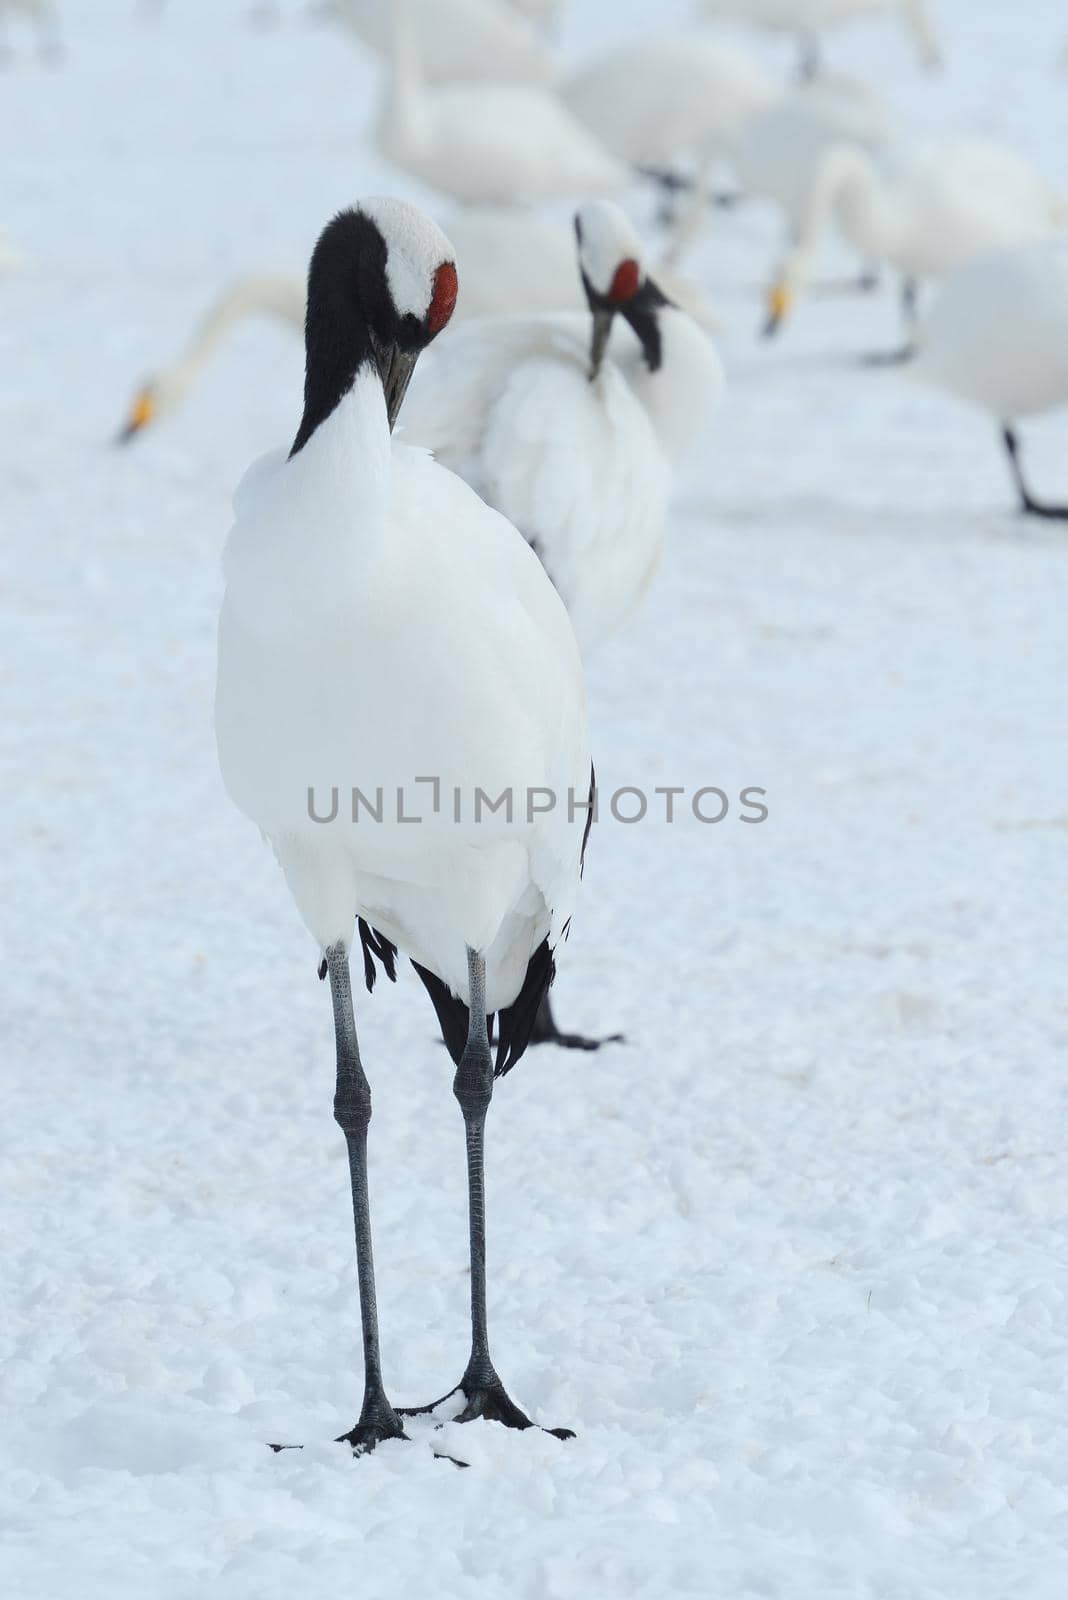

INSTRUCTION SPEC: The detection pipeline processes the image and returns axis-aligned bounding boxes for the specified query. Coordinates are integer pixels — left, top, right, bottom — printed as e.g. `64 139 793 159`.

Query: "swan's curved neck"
162 279 299 406
793 144 889 284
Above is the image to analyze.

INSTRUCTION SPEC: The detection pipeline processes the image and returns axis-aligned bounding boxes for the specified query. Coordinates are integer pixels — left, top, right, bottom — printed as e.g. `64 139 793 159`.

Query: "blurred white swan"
562 34 776 180
700 0 941 77
664 69 895 269
377 0 625 204
911 240 1068 518
765 138 1068 341
117 274 304 442
333 0 554 84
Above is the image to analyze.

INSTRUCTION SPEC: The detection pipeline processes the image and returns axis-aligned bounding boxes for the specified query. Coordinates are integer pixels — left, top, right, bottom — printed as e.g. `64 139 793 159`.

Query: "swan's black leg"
1002 426 1068 519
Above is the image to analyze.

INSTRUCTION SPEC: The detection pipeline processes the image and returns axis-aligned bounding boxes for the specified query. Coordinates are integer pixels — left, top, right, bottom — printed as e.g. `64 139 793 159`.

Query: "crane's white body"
779 137 1068 301
561 34 776 172
334 0 554 84
378 0 625 205
913 241 1068 424
701 0 941 67
216 370 590 1010
403 302 724 656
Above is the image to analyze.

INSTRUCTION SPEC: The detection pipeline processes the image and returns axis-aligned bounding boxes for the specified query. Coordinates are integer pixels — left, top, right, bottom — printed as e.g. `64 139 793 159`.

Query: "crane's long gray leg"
326 941 406 1453
401 948 573 1438
1002 426 1068 519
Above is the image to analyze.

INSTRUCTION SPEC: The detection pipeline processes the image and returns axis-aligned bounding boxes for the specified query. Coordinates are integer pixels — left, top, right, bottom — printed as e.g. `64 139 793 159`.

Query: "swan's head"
574 201 670 381
292 198 457 455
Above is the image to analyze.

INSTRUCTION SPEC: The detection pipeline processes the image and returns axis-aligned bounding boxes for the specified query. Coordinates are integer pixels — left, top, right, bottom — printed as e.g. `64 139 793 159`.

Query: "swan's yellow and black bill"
116 388 156 444
763 283 793 339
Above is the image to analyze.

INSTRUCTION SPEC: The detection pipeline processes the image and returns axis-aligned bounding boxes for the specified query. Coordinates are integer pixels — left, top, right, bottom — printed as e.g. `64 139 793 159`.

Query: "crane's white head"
292 198 457 455
573 201 668 381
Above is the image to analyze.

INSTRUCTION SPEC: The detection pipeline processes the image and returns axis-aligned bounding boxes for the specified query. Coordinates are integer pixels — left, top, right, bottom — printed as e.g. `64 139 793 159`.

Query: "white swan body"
216 202 590 1012
913 241 1068 424
561 34 776 172
378 0 625 205
333 0 554 85
402 203 724 656
701 0 941 69
773 137 1068 316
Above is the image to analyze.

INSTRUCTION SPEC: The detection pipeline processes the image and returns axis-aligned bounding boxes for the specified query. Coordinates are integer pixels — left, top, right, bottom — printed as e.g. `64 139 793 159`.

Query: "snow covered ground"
3 1 1068 1594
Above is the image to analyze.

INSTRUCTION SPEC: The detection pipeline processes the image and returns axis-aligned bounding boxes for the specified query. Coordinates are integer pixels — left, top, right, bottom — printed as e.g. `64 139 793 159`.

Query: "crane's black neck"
291 212 388 457
290 209 430 457
620 278 671 374
580 269 672 376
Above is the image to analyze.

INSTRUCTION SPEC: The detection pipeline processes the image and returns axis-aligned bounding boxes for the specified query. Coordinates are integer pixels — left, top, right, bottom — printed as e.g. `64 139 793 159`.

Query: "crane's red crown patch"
428 261 458 335
608 259 641 304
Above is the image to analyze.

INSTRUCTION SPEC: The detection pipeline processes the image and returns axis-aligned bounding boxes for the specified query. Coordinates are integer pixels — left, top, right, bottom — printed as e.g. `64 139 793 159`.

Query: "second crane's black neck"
621 278 671 374
291 211 388 457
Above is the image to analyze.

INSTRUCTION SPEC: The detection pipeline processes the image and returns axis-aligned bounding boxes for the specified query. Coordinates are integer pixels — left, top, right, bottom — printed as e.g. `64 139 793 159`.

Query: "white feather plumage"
216 212 591 1011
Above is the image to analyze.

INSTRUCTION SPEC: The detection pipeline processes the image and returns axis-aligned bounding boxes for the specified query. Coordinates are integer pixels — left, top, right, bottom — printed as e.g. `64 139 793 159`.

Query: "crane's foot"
529 991 624 1052
335 1396 408 1455
400 1380 574 1440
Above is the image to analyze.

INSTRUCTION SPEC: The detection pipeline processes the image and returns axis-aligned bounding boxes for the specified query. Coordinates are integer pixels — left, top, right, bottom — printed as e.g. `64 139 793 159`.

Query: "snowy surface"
3 1 1068 1595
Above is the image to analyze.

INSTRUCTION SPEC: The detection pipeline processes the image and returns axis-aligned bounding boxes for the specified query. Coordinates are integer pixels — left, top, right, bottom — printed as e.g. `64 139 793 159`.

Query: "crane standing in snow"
215 200 591 1451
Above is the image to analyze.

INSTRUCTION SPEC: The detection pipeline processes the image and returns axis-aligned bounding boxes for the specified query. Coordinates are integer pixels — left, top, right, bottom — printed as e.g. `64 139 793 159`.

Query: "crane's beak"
588 307 616 382
762 283 793 338
115 388 156 445
374 340 419 432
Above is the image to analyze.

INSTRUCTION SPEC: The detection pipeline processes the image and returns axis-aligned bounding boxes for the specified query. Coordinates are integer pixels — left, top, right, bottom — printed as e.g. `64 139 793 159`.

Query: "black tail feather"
411 938 556 1078
411 960 476 1066
357 918 398 994
495 938 555 1078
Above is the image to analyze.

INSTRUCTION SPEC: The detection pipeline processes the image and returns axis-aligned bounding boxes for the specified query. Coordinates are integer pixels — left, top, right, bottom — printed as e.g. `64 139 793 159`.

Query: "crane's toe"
336 1406 408 1455
401 1380 574 1440
529 991 624 1052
